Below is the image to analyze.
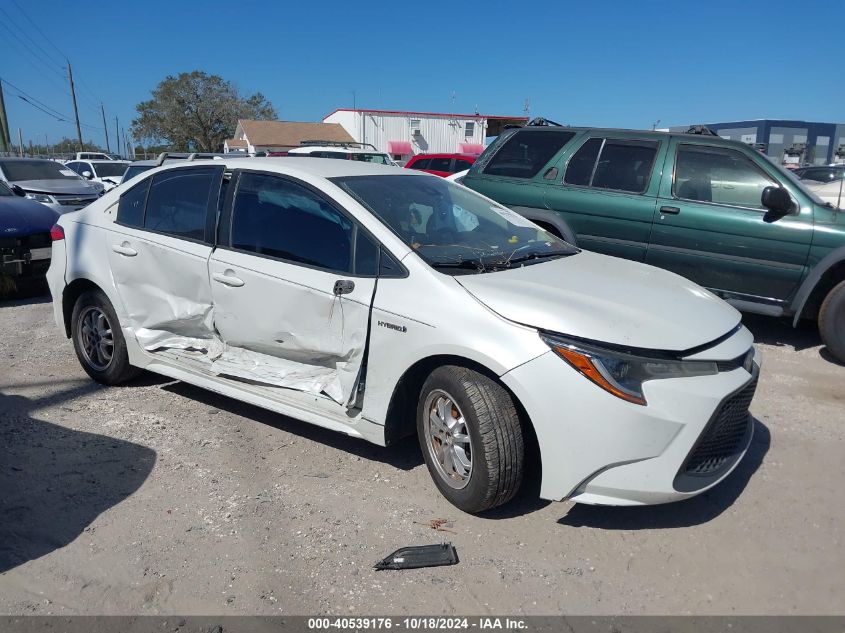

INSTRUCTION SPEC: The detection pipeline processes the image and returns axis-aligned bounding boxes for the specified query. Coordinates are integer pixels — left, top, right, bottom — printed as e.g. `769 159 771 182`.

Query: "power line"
2 78 101 131
10 0 69 60
0 9 67 83
4 2 104 117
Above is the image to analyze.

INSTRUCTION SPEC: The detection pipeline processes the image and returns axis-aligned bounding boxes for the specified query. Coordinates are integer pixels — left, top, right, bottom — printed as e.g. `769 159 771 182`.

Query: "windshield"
93 162 129 177
350 153 393 165
777 164 829 206
122 165 153 181
0 159 83 182
333 174 577 273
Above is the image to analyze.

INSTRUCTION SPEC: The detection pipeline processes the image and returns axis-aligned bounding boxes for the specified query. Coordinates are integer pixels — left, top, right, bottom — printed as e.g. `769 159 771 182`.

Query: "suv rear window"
483 130 575 178
564 138 658 193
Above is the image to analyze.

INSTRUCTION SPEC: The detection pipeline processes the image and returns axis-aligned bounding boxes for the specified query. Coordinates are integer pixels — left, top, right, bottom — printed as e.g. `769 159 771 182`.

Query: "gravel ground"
0 294 843 616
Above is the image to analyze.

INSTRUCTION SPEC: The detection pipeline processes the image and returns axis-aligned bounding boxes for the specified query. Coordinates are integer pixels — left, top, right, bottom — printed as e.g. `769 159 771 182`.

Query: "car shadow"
161 382 424 471
0 288 51 307
557 418 769 530
0 387 156 573
741 314 820 352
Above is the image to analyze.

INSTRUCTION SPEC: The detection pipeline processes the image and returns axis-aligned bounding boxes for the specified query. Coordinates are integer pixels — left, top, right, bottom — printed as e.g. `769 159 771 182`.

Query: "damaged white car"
47 158 760 512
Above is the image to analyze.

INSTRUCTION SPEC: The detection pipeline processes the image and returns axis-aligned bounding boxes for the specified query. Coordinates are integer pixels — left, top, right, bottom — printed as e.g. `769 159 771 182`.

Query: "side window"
454 159 473 171
591 140 658 193
354 229 380 276
116 180 150 228
66 161 82 174
409 158 431 170
144 168 215 240
483 130 575 178
564 138 603 186
231 172 353 273
428 157 452 172
674 145 777 209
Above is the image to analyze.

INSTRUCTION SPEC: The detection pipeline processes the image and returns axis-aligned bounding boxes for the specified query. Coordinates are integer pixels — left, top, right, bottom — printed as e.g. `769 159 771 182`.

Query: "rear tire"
71 289 141 384
417 365 524 513
819 280 845 363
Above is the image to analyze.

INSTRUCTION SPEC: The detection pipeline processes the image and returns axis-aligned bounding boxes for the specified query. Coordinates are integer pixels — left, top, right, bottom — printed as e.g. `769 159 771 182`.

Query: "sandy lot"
1 295 843 615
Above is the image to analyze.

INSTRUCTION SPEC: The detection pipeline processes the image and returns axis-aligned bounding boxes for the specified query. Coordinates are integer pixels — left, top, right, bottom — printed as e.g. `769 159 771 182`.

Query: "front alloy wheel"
417 365 524 513
424 390 473 489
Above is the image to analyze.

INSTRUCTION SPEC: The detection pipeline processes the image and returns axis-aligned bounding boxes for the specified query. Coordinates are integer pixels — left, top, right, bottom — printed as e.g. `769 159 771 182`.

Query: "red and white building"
322 108 527 161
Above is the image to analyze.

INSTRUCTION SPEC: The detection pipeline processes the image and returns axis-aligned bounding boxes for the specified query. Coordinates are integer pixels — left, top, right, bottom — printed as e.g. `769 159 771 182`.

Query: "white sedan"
47 158 760 512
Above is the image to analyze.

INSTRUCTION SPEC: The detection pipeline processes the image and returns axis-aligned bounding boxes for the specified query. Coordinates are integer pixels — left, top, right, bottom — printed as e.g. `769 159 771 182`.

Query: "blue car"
0 180 59 295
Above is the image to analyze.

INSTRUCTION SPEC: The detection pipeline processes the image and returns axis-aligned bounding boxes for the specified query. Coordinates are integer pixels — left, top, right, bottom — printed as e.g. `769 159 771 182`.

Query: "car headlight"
25 193 54 203
541 333 718 406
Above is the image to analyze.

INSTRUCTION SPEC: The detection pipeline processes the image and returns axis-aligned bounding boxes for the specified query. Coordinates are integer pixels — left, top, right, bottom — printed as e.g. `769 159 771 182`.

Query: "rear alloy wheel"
417 366 524 513
819 279 845 363
71 289 141 384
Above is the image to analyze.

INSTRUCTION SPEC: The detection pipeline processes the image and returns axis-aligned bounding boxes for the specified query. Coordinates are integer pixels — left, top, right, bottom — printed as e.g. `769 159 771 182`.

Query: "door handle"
333 279 355 295
212 271 245 287
659 206 681 215
111 242 137 257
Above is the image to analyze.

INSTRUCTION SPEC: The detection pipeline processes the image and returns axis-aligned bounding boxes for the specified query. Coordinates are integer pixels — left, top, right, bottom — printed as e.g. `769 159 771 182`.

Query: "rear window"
428 157 452 172
409 158 431 170
483 130 575 178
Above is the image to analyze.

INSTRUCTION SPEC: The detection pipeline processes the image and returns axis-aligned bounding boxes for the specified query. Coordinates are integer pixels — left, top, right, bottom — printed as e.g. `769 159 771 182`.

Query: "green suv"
461 123 845 362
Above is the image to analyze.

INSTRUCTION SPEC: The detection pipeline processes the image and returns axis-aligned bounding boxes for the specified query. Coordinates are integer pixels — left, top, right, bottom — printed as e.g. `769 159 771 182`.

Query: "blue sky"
1 0 842 149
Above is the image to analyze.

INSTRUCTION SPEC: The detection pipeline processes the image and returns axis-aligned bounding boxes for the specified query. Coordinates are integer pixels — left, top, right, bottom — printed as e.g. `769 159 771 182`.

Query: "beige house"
224 119 355 154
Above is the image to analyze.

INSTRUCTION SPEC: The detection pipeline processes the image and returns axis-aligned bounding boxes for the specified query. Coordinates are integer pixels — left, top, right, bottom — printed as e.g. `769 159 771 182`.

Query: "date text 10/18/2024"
308 618 528 630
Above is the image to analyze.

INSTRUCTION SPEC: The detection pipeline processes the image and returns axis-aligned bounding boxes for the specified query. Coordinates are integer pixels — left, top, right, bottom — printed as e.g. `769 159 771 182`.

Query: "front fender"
790 244 845 325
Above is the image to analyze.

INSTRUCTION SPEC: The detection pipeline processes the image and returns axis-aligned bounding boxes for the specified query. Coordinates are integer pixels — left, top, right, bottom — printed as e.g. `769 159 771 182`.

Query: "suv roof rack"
298 140 379 151
526 117 565 127
685 125 718 136
155 152 225 165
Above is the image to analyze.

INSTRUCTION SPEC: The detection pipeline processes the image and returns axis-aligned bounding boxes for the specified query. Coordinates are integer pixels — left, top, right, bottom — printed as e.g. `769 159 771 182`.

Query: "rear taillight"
50 224 65 241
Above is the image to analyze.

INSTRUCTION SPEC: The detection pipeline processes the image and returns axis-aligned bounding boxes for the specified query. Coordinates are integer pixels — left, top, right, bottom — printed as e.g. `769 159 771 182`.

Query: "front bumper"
501 339 761 506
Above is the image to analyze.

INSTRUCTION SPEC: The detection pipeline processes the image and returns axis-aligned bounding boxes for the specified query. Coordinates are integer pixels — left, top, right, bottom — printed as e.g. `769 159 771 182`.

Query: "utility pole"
115 116 120 156
101 104 110 152
45 133 49 157
18 128 24 157
66 61 84 152
0 80 10 153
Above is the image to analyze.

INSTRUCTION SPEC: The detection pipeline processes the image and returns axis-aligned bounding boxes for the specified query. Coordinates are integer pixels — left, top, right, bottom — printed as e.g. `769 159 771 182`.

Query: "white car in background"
65 159 130 191
47 158 760 513
795 165 845 208
287 141 397 166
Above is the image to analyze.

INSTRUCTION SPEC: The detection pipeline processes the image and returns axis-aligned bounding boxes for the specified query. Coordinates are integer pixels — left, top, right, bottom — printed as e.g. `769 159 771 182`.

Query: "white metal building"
322 108 527 161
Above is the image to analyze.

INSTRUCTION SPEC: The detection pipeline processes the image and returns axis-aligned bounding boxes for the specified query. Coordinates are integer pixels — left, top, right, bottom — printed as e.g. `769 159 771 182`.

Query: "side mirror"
10 184 25 197
81 171 93 179
761 186 794 223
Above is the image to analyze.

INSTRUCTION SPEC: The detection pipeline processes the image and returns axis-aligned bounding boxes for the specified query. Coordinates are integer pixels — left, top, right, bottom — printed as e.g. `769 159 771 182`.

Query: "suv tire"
819 280 845 363
71 289 141 385
417 365 524 513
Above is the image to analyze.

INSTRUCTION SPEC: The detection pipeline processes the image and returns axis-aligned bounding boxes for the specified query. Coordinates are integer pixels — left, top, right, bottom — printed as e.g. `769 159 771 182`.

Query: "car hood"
0 196 60 235
455 251 740 352
11 179 100 195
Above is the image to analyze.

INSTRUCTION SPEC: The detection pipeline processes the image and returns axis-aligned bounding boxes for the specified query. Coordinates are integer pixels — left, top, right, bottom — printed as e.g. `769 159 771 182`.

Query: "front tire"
417 366 524 513
819 280 845 363
71 289 140 384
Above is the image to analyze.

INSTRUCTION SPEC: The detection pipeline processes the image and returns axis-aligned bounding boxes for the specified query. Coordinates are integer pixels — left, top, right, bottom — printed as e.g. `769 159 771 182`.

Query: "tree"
131 71 277 152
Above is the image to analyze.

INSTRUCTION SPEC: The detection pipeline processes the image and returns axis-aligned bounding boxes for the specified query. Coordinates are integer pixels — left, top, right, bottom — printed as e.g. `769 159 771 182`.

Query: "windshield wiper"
497 250 574 267
430 259 486 272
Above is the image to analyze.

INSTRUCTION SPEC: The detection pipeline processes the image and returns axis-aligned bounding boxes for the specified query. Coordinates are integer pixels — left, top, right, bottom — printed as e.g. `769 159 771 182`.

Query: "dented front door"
209 171 376 405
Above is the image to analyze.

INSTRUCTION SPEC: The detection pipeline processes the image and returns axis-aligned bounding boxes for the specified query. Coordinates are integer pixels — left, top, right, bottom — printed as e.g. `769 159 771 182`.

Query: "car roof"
159 157 416 178
84 159 130 164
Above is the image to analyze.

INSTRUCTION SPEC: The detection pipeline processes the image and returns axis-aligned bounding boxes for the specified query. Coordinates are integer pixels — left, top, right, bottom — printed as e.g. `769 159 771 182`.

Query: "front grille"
683 376 757 476
56 196 97 206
